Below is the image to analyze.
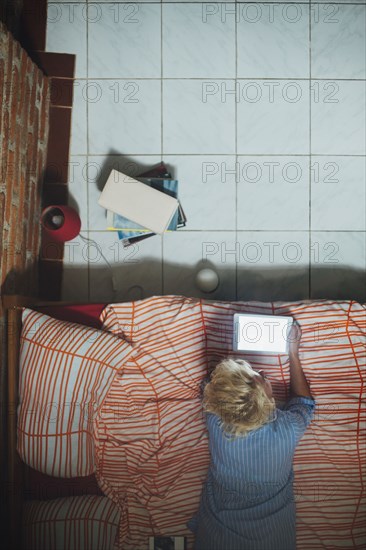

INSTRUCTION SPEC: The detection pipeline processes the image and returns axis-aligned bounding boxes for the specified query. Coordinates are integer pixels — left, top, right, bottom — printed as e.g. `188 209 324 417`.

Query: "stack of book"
103 162 187 247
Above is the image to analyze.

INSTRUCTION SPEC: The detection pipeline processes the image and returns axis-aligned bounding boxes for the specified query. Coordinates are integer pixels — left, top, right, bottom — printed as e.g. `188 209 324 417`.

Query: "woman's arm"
288 323 313 399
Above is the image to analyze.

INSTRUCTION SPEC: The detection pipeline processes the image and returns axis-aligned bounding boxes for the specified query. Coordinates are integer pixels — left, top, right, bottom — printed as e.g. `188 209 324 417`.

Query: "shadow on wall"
1 263 39 299
93 150 158 193
0 0 23 37
2 261 365 305
69 261 366 303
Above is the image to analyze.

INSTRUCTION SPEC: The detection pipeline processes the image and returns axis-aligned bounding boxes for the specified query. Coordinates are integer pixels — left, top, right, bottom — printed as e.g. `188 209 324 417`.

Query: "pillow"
17 308 135 477
23 495 120 550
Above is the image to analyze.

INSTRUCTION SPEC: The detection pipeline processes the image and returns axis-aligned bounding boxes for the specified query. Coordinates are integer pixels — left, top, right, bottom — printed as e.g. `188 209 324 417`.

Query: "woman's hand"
288 321 301 356
288 321 312 398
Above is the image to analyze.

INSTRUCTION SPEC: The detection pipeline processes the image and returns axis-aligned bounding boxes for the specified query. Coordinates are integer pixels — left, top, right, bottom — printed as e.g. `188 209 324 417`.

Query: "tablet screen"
233 314 293 353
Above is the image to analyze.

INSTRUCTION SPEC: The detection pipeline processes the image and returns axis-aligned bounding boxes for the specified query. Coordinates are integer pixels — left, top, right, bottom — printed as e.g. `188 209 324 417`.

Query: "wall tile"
67 156 88 230
88 79 161 155
312 5 366 79
236 231 310 301
61 234 89 301
163 3 235 78
88 230 163 302
237 4 309 78
163 231 237 300
70 80 87 155
88 4 161 78
311 80 366 155
163 79 236 154
237 156 309 230
164 155 237 230
311 231 366 302
46 3 87 78
311 156 366 231
237 80 309 154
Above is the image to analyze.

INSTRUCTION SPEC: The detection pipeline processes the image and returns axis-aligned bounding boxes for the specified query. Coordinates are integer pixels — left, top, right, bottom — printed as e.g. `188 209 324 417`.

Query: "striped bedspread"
94 296 365 550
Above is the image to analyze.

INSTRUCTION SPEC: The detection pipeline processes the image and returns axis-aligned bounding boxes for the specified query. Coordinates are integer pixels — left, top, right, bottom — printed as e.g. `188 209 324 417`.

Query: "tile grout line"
51 2 366 3
309 0 312 300
235 2 238 300
161 1 164 162
76 153 366 158
86 3 91 302
82 229 366 233
72 77 366 81
161 1 165 295
75 2 366 4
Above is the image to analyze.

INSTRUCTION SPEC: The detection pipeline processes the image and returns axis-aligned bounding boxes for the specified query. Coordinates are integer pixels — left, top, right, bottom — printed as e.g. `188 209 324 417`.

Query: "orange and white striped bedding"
95 296 365 550
23 495 120 550
18 308 135 478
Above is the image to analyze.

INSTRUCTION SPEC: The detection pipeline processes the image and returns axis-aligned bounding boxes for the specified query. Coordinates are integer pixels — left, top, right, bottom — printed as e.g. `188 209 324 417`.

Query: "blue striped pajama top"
188 396 316 550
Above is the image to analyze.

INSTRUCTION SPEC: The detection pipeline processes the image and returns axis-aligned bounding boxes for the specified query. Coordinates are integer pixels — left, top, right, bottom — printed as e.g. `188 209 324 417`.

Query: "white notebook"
98 169 179 235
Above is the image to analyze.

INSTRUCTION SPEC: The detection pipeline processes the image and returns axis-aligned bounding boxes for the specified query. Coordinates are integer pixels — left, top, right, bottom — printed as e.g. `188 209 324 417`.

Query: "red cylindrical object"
41 205 81 242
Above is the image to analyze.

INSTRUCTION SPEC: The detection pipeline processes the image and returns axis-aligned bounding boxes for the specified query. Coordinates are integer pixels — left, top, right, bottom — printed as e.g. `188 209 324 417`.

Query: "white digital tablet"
233 313 293 353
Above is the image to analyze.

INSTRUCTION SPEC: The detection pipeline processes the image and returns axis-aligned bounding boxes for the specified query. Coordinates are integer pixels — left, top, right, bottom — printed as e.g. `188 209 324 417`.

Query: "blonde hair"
203 358 276 438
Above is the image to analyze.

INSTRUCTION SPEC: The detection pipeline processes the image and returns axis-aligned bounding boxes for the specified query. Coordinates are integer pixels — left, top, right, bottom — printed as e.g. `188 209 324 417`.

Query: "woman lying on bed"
188 324 315 550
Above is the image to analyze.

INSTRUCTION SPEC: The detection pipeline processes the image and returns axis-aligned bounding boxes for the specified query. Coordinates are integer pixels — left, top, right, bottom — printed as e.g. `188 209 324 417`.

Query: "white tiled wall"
46 1 366 303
